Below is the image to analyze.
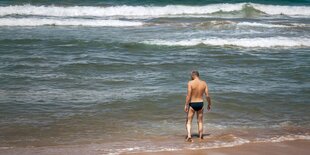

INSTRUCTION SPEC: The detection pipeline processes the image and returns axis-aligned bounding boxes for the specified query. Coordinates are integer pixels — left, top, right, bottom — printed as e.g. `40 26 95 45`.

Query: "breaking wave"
141 37 310 48
236 22 289 28
0 3 309 17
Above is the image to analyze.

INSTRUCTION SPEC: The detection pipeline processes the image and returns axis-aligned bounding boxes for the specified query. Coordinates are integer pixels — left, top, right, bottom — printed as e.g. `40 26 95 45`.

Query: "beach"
0 0 309 154
0 140 309 155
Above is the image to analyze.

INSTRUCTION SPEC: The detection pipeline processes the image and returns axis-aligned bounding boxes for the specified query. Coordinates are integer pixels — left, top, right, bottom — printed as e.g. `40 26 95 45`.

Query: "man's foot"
185 137 193 142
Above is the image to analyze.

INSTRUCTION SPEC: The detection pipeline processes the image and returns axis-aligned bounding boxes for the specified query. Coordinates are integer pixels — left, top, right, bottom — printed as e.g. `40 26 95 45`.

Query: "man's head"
191 70 199 80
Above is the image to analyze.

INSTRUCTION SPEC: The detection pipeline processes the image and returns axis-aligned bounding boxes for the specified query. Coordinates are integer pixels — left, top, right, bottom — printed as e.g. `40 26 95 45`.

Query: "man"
184 70 211 142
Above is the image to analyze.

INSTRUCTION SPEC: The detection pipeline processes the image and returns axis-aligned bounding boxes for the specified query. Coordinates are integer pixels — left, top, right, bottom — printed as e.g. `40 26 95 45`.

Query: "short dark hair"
191 70 199 77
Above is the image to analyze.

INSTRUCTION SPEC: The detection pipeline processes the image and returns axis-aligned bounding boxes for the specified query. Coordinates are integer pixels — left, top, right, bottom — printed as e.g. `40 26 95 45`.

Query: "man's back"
188 79 206 102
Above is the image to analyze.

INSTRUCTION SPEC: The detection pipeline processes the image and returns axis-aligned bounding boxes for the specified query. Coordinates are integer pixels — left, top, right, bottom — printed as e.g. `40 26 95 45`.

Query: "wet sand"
124 140 310 155
0 140 309 155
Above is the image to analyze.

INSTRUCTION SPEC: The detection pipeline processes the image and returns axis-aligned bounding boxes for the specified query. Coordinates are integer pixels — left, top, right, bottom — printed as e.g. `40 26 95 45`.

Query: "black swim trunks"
189 102 204 111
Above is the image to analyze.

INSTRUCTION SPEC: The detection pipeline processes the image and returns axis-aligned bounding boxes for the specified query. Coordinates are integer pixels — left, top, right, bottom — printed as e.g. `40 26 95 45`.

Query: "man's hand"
207 104 211 111
184 105 189 113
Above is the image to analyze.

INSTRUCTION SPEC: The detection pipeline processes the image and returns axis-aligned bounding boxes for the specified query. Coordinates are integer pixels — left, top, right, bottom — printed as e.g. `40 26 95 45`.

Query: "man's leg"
186 107 195 142
197 108 204 139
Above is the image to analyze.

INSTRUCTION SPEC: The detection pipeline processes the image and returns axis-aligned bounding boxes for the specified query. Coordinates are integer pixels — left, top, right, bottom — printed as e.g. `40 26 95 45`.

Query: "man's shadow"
184 133 211 138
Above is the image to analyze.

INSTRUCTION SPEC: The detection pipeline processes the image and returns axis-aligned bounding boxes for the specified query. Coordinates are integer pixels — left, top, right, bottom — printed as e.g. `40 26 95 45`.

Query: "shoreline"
125 140 310 155
0 139 309 155
125 139 310 155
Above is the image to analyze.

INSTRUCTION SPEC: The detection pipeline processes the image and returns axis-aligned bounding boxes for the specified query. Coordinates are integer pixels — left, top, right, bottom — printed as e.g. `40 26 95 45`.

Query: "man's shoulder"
201 80 207 86
188 80 194 85
199 79 207 83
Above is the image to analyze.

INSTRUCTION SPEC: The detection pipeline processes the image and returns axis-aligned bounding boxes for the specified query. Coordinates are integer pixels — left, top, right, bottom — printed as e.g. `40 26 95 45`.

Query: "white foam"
107 136 250 155
0 147 13 150
108 134 310 155
291 23 310 27
0 3 309 17
255 135 310 143
0 4 243 17
142 37 310 48
252 3 310 16
0 18 143 27
237 22 289 28
192 137 251 150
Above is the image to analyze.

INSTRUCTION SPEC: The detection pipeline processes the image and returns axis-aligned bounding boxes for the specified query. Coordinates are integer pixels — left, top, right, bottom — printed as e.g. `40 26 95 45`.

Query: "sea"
0 0 309 154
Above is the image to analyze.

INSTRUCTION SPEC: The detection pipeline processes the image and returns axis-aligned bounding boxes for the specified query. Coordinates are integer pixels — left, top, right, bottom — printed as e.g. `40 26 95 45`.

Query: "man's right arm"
205 83 211 111
184 82 192 113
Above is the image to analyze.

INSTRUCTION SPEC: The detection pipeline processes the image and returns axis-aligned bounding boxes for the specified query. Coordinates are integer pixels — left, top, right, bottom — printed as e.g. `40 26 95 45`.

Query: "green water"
0 1 309 154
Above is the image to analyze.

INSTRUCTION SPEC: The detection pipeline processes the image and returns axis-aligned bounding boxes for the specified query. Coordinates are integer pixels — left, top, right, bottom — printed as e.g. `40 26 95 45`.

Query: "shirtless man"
184 70 211 142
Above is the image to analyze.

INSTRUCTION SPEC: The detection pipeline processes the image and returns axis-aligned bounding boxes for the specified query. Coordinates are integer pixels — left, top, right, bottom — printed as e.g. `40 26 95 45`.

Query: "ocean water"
0 0 309 154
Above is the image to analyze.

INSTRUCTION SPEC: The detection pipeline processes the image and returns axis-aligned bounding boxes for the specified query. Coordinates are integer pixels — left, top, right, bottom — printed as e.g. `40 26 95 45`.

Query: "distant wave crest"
0 3 309 17
0 18 143 27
